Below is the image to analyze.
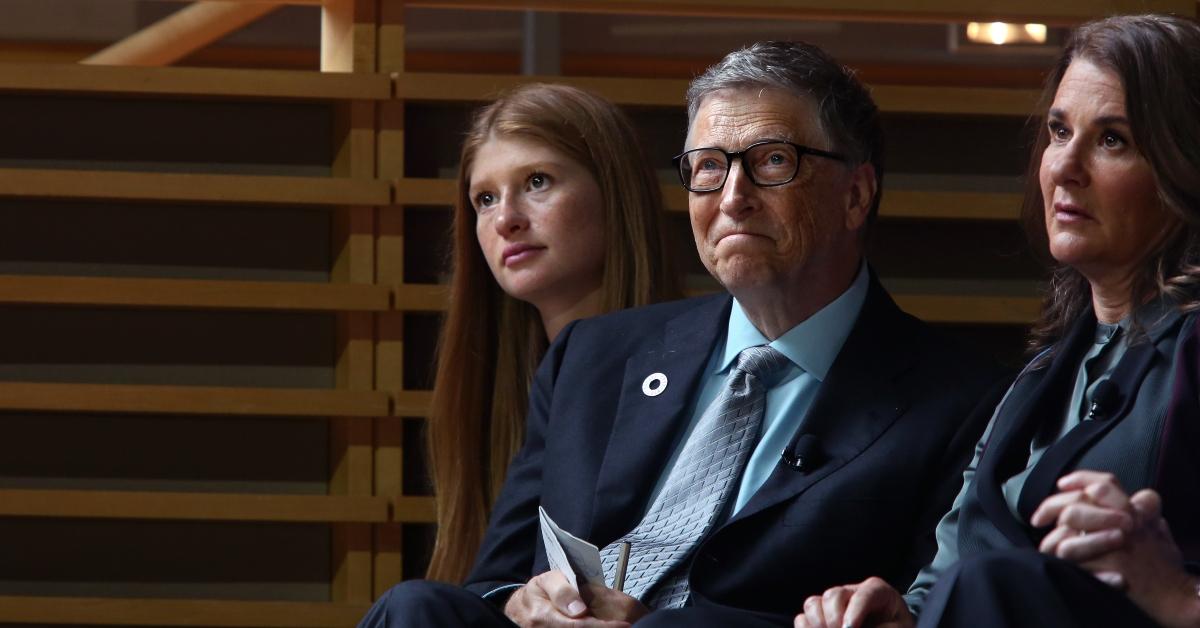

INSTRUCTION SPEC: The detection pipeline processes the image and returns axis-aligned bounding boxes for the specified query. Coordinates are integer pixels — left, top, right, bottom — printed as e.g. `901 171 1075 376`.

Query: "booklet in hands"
538 506 609 592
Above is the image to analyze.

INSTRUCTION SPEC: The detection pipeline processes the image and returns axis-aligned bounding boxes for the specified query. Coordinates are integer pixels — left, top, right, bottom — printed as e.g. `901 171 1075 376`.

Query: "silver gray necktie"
599 345 789 608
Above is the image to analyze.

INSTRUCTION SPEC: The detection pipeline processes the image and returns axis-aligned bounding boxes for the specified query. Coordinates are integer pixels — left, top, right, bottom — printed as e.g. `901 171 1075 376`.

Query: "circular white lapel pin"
641 372 668 397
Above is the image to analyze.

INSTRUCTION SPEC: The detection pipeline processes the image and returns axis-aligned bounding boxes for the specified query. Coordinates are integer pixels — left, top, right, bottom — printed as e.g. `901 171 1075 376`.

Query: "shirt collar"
718 261 870 381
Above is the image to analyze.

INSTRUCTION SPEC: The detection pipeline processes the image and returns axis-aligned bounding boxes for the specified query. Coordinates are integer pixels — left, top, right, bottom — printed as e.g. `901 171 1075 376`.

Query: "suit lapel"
727 275 911 524
1015 312 1184 526
589 295 731 544
973 311 1095 547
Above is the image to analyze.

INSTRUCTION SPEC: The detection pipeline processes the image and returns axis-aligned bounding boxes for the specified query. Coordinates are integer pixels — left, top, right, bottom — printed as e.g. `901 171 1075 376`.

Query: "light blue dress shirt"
645 262 870 517
483 263 870 603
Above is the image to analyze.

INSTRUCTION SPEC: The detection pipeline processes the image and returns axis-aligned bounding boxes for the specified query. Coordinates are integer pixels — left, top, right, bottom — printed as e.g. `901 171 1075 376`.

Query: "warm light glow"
1024 23 1048 43
965 21 1048 45
988 22 1009 45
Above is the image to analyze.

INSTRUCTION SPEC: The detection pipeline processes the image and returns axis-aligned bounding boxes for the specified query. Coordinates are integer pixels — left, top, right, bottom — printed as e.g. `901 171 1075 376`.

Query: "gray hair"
686 41 885 222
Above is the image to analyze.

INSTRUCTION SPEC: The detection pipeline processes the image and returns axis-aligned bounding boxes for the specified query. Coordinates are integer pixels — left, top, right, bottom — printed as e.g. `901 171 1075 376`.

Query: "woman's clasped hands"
795 469 1199 628
1031 470 1199 628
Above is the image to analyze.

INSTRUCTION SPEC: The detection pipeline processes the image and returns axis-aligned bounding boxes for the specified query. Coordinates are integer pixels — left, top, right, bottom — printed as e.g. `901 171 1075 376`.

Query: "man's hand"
1033 470 1200 628
794 577 915 628
503 571 647 627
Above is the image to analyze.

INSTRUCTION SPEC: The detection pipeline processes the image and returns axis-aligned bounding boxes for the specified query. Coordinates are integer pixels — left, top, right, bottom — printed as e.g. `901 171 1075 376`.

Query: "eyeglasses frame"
672 139 848 193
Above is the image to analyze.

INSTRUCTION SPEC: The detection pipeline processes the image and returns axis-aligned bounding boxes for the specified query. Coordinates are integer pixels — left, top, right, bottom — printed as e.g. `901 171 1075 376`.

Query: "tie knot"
734 345 789 382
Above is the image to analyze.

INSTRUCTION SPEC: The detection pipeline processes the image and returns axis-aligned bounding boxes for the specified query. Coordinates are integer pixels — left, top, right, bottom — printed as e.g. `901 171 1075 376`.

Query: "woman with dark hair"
795 14 1200 628
422 83 680 585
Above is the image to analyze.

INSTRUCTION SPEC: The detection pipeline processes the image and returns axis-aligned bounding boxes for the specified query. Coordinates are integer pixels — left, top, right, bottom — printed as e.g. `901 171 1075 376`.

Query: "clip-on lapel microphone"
781 433 822 472
1087 380 1119 420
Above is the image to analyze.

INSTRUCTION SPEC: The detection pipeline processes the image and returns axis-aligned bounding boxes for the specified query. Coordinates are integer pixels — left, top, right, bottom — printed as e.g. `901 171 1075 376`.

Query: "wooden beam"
0 488 388 523
880 190 1022 220
402 177 1021 221
396 71 688 107
395 72 1039 115
870 84 1038 116
664 187 1023 220
0 63 389 99
0 596 367 627
401 0 1195 24
156 0 322 4
392 390 434 417
894 294 1041 324
392 496 437 523
0 382 388 417
393 283 450 312
394 177 457 206
83 2 282 67
0 169 390 206
322 0 378 73
151 0 1196 21
388 280 1037 324
0 275 390 312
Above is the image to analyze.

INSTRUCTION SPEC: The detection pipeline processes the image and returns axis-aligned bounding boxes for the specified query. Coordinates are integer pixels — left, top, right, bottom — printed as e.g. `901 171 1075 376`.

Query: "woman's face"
469 135 607 311
1040 58 1171 283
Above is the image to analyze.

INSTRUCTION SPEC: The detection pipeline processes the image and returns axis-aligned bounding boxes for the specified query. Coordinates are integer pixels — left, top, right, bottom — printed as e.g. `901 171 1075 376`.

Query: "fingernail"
567 600 586 616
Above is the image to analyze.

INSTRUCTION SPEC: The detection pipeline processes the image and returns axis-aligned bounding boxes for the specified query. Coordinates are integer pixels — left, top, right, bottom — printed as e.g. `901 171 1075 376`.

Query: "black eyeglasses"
672 140 847 193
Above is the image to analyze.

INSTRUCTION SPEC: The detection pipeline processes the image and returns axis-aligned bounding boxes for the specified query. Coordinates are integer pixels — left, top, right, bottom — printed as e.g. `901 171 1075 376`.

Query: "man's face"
686 87 867 296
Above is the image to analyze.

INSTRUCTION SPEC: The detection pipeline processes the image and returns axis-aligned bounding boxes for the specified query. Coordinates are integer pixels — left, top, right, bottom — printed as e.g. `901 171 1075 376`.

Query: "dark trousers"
357 580 516 628
918 549 1160 628
356 580 791 627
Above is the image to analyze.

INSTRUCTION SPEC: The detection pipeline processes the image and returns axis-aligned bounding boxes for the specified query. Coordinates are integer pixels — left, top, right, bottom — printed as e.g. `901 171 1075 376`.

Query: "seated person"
794 14 1200 628
421 83 681 585
362 41 1000 627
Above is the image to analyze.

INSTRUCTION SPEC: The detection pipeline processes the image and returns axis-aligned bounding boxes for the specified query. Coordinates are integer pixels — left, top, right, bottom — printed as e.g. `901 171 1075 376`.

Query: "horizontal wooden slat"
397 280 1037 324
396 72 1038 115
0 275 391 311
0 489 389 523
393 495 437 523
396 71 689 107
0 168 390 206
402 178 1021 220
664 186 1022 220
0 62 390 100
394 177 457 206
393 283 450 312
403 0 1194 23
870 85 1038 116
881 190 1022 220
393 390 434 417
894 294 1040 324
0 595 368 627
0 382 388 417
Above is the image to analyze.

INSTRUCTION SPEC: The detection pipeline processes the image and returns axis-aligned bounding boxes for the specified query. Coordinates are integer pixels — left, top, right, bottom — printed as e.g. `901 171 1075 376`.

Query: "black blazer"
948 307 1200 571
465 276 1001 622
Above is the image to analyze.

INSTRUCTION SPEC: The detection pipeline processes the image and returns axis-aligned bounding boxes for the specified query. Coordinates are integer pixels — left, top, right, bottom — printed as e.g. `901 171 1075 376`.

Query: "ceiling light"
965 21 1048 45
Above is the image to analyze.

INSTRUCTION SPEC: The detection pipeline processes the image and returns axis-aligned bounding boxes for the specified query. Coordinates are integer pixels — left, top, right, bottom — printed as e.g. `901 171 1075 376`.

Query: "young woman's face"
469 135 607 310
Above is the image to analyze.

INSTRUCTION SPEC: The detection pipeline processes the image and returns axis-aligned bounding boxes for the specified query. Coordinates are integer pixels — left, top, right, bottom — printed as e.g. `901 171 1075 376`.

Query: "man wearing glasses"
360 41 1001 628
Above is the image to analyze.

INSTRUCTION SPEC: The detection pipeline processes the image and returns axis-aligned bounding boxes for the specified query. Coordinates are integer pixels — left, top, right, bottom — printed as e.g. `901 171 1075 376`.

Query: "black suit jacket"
465 275 1001 622
934 306 1200 585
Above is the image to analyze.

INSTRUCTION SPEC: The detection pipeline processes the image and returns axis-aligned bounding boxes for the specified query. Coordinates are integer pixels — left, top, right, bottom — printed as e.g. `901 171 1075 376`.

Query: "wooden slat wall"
1 1 1194 625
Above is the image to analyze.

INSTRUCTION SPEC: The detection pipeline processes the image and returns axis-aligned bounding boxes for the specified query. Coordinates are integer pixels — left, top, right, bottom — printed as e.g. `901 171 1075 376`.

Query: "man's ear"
843 162 876 231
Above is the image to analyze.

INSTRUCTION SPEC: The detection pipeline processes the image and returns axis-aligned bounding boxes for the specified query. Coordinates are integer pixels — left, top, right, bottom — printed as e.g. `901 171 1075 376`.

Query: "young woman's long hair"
425 83 681 583
1021 14 1200 357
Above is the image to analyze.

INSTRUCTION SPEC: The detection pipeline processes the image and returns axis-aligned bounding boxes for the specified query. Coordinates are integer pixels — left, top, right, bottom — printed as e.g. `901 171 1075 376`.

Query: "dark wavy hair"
1022 14 1200 356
